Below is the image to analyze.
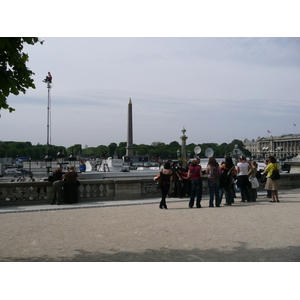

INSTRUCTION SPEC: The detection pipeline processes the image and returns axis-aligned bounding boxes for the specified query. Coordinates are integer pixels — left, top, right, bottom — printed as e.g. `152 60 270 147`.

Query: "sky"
1 4 300 151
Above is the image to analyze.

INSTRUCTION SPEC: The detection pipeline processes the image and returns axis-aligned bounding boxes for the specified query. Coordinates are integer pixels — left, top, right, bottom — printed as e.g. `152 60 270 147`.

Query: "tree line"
0 139 251 161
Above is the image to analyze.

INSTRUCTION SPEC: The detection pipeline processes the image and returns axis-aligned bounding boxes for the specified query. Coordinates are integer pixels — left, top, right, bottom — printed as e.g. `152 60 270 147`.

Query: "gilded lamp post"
180 127 188 167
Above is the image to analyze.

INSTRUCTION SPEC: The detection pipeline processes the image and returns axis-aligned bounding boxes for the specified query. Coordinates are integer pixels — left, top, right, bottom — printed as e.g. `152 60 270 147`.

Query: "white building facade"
243 134 300 159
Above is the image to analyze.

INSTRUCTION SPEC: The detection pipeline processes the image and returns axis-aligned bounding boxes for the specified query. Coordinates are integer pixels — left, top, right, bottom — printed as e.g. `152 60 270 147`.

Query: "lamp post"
187 149 191 159
56 150 65 168
275 147 283 155
262 147 269 159
180 127 188 167
43 72 52 153
29 156 31 175
68 152 77 169
44 152 53 174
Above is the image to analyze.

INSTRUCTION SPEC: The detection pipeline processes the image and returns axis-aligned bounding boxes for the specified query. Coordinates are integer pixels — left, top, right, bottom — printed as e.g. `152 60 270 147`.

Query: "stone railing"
0 173 299 206
0 178 166 205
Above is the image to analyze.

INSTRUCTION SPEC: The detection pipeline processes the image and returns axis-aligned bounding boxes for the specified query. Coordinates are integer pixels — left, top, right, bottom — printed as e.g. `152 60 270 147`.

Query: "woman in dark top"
221 156 236 206
64 166 79 204
159 162 173 209
206 157 220 207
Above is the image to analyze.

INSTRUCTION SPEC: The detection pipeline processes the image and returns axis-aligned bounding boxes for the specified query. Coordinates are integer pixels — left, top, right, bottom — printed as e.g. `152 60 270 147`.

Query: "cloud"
1 37 299 149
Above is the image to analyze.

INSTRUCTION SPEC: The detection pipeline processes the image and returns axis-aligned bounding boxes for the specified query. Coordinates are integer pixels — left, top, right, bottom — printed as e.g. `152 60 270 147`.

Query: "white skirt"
265 177 280 191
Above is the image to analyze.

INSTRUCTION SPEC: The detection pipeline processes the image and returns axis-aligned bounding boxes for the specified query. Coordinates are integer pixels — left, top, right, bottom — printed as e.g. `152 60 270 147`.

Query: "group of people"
49 160 86 205
49 166 80 205
157 155 281 209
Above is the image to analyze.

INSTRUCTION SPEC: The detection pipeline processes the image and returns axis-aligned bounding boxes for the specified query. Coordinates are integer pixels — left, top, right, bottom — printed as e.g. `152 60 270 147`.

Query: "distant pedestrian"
172 161 183 198
206 157 221 207
248 161 259 202
264 159 272 198
265 156 280 203
64 166 80 204
79 160 86 172
49 167 64 205
236 156 251 202
158 161 173 209
221 156 236 206
184 160 203 208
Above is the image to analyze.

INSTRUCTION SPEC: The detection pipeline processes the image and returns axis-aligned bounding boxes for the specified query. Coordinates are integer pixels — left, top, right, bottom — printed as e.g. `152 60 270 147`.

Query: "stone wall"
0 173 299 206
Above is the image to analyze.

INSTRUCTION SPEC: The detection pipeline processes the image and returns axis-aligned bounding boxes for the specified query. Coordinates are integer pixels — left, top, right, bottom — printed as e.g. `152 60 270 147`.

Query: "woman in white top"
236 156 252 202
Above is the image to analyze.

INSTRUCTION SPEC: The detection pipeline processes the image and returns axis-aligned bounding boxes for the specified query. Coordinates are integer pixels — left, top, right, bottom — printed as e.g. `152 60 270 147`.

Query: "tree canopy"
0 37 43 113
0 139 251 161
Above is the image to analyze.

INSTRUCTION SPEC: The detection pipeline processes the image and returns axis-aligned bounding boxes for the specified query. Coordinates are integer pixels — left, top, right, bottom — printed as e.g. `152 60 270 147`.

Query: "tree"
108 142 117 157
0 37 43 112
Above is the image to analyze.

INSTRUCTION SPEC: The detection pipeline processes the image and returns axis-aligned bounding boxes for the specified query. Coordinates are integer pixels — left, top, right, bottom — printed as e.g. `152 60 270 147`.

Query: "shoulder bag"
270 169 280 180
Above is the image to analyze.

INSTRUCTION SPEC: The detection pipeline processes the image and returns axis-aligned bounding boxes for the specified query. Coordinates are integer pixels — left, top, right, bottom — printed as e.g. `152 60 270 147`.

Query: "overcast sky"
1 6 300 150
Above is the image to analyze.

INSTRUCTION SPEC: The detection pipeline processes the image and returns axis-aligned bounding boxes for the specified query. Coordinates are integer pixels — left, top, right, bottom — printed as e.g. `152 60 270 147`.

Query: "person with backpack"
206 157 221 207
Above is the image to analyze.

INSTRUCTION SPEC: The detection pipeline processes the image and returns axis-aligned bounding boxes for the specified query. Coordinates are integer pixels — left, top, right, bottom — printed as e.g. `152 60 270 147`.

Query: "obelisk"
126 98 134 157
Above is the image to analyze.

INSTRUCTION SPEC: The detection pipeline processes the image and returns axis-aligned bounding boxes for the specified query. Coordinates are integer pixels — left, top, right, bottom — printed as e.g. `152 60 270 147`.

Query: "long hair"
190 160 198 167
164 162 171 169
225 156 234 169
208 157 218 167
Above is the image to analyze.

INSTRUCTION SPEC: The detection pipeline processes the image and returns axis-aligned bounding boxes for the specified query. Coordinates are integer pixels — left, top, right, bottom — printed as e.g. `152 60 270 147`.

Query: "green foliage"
67 144 82 156
0 140 251 161
0 37 43 112
0 141 66 160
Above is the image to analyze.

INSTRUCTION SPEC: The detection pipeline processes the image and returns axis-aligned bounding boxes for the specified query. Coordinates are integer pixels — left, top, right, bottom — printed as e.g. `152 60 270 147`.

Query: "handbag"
249 177 259 189
270 170 280 180
220 166 233 188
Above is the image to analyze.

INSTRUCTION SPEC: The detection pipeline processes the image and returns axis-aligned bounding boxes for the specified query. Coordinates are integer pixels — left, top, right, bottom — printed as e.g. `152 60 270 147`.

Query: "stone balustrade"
0 173 299 206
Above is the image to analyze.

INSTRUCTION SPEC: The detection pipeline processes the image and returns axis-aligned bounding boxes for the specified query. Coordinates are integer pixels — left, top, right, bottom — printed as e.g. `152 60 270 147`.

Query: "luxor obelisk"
126 98 134 157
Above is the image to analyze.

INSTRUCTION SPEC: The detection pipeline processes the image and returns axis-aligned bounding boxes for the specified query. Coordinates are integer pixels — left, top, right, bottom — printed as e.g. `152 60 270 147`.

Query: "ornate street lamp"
44 152 53 174
262 146 269 159
187 149 191 159
68 152 77 169
29 156 31 174
56 150 65 168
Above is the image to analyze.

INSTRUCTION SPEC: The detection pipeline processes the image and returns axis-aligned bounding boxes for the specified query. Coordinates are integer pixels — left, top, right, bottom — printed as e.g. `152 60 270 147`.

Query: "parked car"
120 166 130 172
5 169 22 176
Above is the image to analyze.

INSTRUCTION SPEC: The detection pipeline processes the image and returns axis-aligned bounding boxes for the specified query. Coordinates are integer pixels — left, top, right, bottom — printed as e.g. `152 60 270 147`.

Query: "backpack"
209 166 220 182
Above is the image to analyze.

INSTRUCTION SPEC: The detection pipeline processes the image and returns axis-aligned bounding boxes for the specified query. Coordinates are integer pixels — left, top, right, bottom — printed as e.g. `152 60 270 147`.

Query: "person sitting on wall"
64 166 80 204
49 167 64 205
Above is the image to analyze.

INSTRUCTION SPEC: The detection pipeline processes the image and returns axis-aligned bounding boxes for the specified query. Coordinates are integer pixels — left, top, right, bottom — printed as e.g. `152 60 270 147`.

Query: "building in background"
243 134 300 160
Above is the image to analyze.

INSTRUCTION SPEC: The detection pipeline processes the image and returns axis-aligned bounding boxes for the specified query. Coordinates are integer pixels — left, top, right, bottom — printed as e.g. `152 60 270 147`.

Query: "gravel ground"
0 189 300 262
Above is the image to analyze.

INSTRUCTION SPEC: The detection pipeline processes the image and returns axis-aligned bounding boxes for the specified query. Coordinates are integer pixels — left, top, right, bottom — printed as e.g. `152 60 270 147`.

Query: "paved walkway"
0 189 299 261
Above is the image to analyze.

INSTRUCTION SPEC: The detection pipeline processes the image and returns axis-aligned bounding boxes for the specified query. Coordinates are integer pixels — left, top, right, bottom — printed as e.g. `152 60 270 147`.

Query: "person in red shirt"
184 160 203 208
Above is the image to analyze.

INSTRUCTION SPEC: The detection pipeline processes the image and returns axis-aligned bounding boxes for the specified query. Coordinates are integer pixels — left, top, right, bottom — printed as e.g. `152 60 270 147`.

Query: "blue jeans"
219 188 224 204
208 180 220 207
189 179 202 207
224 185 234 205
